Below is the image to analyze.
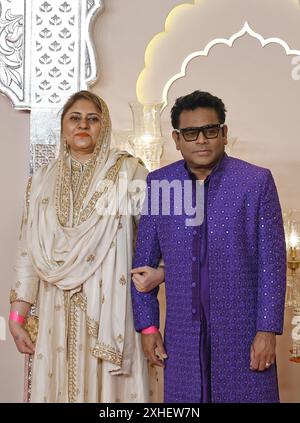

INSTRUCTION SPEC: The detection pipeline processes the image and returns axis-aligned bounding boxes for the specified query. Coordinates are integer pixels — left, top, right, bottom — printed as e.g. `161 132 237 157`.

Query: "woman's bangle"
141 326 158 334
9 311 25 325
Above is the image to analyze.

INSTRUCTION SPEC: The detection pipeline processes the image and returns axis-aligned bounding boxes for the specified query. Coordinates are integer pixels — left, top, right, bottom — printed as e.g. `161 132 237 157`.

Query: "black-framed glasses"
174 123 224 142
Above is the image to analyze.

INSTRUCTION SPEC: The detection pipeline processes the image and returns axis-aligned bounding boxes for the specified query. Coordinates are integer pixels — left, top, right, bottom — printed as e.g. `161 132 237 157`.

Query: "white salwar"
10 96 154 403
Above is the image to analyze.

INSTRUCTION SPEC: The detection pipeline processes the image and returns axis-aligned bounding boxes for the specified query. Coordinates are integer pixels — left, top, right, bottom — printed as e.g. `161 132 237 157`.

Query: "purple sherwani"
132 154 286 403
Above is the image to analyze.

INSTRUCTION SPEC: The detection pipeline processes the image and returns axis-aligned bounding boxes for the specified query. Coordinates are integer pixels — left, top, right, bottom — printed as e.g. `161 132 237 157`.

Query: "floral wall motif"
0 1 24 103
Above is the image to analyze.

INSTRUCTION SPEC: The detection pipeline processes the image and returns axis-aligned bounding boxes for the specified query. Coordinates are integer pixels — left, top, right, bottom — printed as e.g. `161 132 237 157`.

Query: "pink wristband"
141 326 158 334
9 311 25 325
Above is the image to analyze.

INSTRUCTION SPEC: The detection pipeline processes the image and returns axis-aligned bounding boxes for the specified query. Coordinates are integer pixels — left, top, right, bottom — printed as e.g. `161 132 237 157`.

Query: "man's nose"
195 131 207 144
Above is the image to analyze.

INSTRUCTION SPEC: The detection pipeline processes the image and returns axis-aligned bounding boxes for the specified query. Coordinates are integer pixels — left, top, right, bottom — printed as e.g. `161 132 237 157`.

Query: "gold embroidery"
86 254 95 263
55 155 71 227
70 158 82 202
77 157 126 225
41 198 49 204
19 177 32 241
10 289 18 303
63 291 69 337
25 176 32 215
10 291 28 304
25 316 39 344
21 251 28 257
37 353 43 360
26 355 33 403
119 275 127 286
15 281 21 288
56 346 64 353
116 334 124 344
87 316 99 338
68 295 79 403
130 393 137 400
72 159 97 226
72 292 87 312
92 342 122 366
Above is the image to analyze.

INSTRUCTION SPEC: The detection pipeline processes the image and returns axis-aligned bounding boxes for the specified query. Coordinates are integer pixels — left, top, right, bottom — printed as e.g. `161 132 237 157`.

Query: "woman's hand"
131 266 165 293
9 320 35 354
9 301 34 354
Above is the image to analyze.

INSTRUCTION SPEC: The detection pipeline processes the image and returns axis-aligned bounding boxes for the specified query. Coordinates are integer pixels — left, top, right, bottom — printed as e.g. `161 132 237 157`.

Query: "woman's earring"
63 138 69 158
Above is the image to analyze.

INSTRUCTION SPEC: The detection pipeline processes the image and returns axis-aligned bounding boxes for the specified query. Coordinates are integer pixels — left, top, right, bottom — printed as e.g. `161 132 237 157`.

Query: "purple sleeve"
131 174 162 332
256 170 286 334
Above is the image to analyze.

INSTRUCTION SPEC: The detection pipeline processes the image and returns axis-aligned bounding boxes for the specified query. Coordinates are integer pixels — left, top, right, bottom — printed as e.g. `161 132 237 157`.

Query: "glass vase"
128 102 165 171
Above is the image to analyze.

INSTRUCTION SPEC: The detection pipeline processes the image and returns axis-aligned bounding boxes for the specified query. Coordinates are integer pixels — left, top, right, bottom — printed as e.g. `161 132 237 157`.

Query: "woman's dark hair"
171 90 227 129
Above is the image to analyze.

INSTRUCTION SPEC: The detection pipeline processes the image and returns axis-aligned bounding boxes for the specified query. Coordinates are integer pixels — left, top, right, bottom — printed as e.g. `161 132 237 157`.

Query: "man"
131 90 286 403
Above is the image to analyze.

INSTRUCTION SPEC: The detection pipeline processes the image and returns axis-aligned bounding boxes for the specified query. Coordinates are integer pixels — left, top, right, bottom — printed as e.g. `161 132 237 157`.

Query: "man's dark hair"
171 90 227 129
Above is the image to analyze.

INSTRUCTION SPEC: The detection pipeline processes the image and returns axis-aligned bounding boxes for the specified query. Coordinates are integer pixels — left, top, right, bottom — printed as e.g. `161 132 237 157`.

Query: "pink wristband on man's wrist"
9 311 25 324
141 326 158 334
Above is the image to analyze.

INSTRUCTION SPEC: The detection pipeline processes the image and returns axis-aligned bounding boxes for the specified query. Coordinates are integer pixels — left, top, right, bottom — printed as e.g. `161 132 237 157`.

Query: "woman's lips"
76 132 90 137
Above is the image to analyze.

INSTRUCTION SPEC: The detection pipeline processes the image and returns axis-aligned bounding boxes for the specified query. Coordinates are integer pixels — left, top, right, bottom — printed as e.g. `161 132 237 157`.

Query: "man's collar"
184 153 226 182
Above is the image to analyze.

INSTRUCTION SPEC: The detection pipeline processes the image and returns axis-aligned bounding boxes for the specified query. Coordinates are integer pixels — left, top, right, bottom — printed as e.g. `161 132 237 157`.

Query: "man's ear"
172 131 181 151
222 124 228 145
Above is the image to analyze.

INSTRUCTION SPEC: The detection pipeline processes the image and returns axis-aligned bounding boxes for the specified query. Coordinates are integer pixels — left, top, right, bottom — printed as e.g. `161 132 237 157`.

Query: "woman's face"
62 99 102 155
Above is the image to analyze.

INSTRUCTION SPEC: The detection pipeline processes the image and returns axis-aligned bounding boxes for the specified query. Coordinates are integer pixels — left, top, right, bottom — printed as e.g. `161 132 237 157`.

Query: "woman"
8 91 164 403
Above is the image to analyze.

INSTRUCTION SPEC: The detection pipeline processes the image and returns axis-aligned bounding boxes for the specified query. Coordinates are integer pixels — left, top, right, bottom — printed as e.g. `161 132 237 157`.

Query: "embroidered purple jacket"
132 154 286 403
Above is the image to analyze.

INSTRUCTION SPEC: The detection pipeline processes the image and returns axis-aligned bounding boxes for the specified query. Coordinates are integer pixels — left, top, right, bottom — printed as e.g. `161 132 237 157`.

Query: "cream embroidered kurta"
10 153 152 403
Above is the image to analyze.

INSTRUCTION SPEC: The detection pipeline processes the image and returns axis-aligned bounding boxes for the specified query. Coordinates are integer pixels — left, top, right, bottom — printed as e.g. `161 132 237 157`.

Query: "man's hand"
9 320 35 354
250 331 276 371
141 331 167 367
131 266 165 293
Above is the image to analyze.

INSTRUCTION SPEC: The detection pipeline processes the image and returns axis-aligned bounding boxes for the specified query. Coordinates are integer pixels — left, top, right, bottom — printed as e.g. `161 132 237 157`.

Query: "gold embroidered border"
9 289 29 304
68 296 79 403
70 158 82 202
25 176 32 215
55 157 71 227
24 316 39 344
10 289 18 303
72 159 96 225
77 156 126 225
92 342 122 367
72 292 87 312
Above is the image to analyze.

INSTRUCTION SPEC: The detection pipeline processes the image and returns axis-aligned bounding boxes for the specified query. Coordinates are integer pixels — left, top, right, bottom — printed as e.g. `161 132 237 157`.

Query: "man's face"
172 107 228 169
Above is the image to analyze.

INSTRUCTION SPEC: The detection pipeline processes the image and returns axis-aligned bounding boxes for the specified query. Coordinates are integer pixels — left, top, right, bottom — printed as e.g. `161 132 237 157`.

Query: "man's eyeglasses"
174 123 224 142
